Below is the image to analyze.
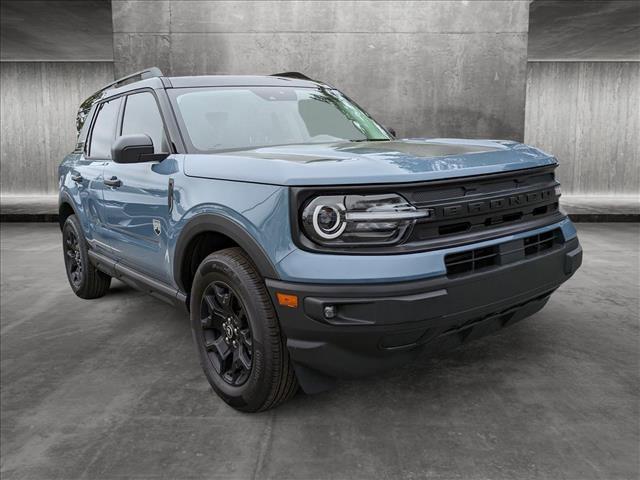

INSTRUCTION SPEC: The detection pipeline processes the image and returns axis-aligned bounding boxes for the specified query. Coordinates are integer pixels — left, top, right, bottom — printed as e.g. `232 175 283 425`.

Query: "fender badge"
153 219 161 236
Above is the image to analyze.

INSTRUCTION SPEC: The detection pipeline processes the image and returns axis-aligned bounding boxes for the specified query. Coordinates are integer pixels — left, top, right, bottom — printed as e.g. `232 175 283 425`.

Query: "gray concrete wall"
525 61 640 195
1 1 113 61
112 0 530 140
0 62 114 194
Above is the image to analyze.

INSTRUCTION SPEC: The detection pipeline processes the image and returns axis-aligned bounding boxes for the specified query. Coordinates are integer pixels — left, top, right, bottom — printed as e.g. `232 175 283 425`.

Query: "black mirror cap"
386 127 397 138
112 134 167 163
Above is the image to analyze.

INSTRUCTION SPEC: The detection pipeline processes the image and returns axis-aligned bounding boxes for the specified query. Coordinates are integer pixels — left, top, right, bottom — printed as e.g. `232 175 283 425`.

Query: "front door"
100 90 176 284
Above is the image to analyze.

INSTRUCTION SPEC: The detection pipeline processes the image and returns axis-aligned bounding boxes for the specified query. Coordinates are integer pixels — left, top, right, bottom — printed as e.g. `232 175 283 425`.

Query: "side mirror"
386 127 397 138
112 134 167 163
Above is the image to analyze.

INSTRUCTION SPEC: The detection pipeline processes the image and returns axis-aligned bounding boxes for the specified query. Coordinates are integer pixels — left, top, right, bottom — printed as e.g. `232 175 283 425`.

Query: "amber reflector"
276 293 298 308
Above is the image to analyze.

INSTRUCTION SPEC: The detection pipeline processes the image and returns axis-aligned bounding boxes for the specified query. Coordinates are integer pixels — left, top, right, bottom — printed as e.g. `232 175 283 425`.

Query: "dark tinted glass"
121 92 168 153
89 98 120 159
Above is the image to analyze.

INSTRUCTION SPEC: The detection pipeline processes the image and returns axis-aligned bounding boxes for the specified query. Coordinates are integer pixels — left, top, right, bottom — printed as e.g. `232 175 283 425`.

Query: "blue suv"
59 68 582 411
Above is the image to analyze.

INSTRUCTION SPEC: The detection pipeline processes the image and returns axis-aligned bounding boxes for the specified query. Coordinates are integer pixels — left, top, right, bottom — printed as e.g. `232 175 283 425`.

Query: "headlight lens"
301 193 429 246
312 203 346 239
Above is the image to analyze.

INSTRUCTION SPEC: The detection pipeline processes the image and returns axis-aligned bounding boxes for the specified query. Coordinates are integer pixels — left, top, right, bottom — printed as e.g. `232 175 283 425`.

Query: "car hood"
183 138 556 186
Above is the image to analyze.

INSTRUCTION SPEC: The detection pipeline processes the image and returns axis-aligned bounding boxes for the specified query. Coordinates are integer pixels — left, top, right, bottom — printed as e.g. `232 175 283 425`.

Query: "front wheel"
190 248 298 412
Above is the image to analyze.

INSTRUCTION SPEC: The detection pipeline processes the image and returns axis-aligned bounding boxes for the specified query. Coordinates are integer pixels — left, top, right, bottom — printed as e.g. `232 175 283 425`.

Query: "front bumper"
266 235 582 392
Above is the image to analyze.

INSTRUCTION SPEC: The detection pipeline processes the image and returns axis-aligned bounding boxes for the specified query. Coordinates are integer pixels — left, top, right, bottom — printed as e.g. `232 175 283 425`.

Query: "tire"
62 214 111 299
190 247 298 412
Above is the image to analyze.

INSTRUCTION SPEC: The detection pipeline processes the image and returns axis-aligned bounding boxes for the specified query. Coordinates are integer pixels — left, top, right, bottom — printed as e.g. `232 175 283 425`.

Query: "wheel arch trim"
173 213 280 292
58 192 79 229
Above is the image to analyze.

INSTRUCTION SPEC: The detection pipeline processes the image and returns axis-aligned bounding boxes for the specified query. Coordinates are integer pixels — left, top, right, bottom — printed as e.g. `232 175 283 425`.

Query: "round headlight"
312 204 346 239
300 193 430 247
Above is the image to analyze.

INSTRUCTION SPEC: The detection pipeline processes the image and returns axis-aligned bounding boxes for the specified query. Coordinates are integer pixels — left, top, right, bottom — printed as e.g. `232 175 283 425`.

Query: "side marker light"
276 293 298 308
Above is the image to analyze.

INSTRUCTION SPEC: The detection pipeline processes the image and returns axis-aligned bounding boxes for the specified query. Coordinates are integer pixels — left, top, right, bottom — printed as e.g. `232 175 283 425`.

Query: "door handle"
104 176 122 188
71 173 84 183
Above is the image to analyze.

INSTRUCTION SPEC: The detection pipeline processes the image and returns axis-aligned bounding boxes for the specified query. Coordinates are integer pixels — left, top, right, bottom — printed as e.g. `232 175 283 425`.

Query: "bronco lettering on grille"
437 189 554 218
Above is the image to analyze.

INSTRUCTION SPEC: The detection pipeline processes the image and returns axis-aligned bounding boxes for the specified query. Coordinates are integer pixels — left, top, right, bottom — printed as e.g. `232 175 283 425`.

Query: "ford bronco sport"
59 68 582 411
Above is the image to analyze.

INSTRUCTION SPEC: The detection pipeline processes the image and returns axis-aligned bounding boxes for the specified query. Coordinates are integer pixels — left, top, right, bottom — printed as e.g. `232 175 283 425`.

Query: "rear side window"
88 98 120 159
121 92 169 153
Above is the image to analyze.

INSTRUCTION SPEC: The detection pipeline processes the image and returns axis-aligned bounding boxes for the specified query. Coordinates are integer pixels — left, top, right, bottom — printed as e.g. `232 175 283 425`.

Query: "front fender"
170 179 294 290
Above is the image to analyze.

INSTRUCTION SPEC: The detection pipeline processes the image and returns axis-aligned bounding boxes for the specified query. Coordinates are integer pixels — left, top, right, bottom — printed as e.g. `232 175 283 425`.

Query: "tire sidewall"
190 253 275 411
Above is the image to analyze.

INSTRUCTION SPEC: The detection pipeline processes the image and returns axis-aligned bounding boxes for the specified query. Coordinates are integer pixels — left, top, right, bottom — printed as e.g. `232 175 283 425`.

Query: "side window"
88 98 120 159
121 92 169 153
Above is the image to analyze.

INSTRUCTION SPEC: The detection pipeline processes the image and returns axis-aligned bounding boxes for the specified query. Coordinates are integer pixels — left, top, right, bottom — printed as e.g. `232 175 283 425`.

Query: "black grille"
445 229 562 276
444 246 499 276
523 230 557 256
406 167 561 244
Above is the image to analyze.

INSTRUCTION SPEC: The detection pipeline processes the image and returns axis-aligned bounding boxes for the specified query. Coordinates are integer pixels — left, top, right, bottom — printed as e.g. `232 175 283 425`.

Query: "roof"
99 74 328 101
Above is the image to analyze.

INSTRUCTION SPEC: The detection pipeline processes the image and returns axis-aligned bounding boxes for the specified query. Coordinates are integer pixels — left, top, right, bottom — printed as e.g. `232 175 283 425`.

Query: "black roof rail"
271 71 315 81
101 66 164 92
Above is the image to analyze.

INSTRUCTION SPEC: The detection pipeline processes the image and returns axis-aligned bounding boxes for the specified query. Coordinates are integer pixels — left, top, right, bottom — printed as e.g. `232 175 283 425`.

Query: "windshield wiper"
350 138 391 142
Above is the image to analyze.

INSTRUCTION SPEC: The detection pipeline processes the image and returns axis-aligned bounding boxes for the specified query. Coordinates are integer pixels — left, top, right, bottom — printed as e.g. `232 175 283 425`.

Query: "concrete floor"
1 223 638 480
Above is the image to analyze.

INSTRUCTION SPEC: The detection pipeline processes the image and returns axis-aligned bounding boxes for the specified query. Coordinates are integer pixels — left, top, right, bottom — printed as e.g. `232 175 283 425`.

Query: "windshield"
170 86 390 152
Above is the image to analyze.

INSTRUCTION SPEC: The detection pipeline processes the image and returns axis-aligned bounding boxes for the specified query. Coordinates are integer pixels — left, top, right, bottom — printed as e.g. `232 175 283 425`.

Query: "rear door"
100 90 176 283
76 97 122 250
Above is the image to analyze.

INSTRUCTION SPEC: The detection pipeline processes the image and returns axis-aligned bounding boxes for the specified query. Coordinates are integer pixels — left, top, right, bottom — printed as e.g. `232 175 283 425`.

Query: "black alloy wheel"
200 281 253 386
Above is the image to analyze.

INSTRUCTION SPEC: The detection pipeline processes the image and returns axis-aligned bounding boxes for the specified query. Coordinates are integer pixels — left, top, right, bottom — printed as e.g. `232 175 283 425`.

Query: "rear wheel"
190 247 298 412
62 215 111 299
